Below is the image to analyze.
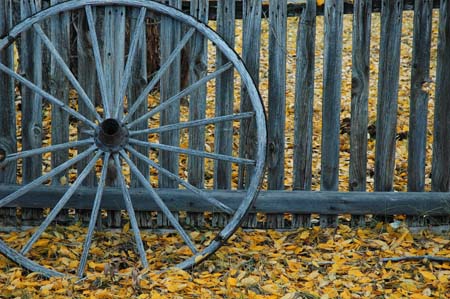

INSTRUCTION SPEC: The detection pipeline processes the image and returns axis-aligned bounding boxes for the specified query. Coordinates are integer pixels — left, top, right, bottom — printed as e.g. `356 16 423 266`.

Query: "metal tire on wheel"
0 0 266 277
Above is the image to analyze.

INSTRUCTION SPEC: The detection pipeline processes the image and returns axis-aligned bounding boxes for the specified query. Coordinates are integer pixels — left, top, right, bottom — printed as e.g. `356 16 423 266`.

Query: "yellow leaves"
238 276 259 287
122 222 130 233
419 270 436 282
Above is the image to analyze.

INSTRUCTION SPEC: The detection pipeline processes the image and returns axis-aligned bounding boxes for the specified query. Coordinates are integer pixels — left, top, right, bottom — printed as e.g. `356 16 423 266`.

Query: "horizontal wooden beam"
1 185 449 216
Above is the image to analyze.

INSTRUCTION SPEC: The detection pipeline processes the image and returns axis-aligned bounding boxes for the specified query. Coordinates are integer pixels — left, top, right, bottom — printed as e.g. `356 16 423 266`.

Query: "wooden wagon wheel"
0 0 266 277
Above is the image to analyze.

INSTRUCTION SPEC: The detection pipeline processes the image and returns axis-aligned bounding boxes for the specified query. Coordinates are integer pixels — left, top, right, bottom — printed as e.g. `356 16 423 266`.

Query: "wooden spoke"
3 139 93 164
129 112 254 136
85 5 110 118
77 152 110 277
33 25 102 122
127 62 233 129
21 150 103 255
120 150 198 254
0 145 97 209
123 28 196 123
129 138 255 165
115 7 146 118
126 146 234 214
113 154 149 268
0 62 96 128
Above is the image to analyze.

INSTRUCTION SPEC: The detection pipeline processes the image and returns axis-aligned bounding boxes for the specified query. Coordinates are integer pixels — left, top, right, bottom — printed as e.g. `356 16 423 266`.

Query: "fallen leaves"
0 223 448 298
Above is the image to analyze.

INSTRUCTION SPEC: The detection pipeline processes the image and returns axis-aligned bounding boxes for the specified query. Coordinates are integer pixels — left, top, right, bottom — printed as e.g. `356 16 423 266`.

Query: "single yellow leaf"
239 276 259 287
123 222 130 233
419 271 436 282
167 282 187 292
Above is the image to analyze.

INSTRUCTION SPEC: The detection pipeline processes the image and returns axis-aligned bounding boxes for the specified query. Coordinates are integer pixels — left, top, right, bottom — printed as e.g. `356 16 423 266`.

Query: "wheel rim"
0 0 266 277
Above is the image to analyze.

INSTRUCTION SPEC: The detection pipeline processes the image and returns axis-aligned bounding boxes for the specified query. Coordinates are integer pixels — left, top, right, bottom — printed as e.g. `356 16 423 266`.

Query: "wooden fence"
0 0 449 229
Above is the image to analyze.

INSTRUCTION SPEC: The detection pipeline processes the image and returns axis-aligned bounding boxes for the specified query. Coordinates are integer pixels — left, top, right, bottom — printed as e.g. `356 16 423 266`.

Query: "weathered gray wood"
127 7 151 227
159 0 182 189
267 0 287 190
20 0 44 226
349 0 371 191
0 0 16 226
431 0 450 192
375 0 403 191
293 0 316 191
320 0 343 227
321 0 343 192
213 0 235 189
238 0 261 192
3 186 450 216
77 8 100 224
49 0 70 199
187 0 208 189
408 0 433 192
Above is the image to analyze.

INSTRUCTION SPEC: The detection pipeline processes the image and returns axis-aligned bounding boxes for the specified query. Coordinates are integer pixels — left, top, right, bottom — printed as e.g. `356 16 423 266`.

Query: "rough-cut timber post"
186 0 208 228
349 0 371 192
292 0 316 228
320 0 343 227
214 0 235 190
20 0 44 226
432 0 450 192
408 0 433 192
239 0 261 228
375 0 403 191
0 0 17 226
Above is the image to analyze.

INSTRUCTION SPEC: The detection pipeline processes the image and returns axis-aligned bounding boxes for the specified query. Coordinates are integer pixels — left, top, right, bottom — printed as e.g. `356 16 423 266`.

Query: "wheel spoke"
112 154 148 268
120 150 198 254
129 138 255 165
123 28 196 123
33 25 102 122
115 7 146 119
130 112 254 136
21 150 103 255
3 139 93 164
85 5 110 118
0 145 97 208
126 146 234 214
0 62 96 128
127 62 233 129
77 152 110 277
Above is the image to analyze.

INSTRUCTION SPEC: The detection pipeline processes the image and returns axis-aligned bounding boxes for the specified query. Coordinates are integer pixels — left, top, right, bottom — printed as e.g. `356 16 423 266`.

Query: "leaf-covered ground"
0 224 449 298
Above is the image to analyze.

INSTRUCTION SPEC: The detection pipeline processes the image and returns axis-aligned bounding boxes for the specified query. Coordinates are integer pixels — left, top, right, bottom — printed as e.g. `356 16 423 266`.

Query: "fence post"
0 0 17 226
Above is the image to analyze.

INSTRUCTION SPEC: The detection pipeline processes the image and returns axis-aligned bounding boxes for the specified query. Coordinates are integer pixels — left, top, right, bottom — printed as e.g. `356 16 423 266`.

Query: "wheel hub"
94 118 129 152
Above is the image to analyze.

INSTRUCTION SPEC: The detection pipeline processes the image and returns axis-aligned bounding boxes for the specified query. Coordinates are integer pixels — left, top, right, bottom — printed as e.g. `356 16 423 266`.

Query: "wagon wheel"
0 0 266 277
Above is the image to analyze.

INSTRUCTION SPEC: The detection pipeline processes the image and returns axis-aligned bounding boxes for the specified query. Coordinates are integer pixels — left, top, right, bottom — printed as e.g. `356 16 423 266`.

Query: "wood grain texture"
187 0 208 189
375 0 403 191
267 0 287 190
159 0 182 189
349 0 371 191
238 0 261 191
431 0 450 192
293 0 316 191
2 186 449 216
20 0 44 225
214 0 235 189
321 0 343 192
0 0 17 226
408 0 433 192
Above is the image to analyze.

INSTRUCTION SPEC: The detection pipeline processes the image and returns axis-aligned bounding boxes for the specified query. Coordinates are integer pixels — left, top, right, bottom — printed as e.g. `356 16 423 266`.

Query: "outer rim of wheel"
0 0 267 276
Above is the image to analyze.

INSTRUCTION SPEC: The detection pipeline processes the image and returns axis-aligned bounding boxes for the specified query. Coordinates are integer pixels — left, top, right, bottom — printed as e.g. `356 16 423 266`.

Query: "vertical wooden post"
128 7 151 228
20 0 44 226
374 0 403 192
103 6 126 227
214 0 235 190
266 0 287 228
432 0 450 192
50 0 70 223
320 0 343 227
239 0 261 228
186 0 208 227
0 0 17 226
292 0 316 228
408 0 433 192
